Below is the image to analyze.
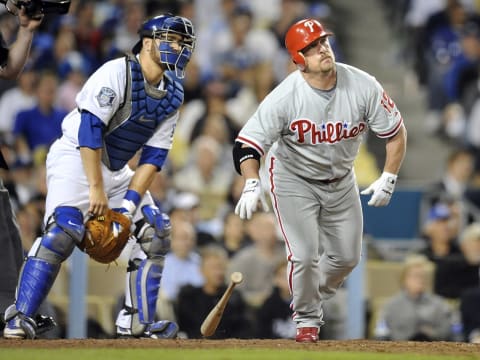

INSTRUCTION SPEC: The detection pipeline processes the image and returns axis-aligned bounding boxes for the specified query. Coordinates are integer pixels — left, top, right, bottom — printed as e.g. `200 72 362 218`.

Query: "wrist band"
122 189 141 213
124 189 141 207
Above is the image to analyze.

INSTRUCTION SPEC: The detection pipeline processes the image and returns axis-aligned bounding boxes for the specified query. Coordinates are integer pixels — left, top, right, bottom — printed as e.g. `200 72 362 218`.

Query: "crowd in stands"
387 0 480 172
378 0 480 343
1 0 480 342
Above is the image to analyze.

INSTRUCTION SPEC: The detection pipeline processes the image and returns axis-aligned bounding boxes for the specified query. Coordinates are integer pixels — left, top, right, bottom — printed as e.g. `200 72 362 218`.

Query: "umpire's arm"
0 6 43 79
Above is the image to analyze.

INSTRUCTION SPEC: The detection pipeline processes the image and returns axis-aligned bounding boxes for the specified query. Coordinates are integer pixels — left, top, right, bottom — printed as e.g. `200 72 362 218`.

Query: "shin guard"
136 257 165 324
15 257 60 317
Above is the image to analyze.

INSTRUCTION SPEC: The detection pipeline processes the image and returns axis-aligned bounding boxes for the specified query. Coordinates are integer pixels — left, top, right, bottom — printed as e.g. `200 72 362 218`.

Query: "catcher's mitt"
79 209 132 264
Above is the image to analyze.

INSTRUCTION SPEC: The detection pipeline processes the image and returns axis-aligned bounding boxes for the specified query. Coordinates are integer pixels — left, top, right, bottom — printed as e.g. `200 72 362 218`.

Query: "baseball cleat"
295 327 319 343
3 305 37 339
34 314 57 335
116 320 179 339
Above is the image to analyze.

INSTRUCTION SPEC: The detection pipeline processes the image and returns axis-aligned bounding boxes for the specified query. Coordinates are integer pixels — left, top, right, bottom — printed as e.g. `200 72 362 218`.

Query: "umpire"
0 0 43 325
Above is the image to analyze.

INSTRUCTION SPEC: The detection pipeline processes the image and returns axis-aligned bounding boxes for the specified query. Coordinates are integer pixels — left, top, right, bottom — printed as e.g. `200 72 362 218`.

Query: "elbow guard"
232 142 261 175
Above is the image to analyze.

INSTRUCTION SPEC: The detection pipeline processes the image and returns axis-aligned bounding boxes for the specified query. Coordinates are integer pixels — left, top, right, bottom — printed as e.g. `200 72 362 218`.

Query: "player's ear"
143 37 152 52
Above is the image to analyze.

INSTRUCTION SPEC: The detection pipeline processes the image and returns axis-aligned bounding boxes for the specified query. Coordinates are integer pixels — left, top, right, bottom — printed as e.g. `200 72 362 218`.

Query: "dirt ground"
1 339 480 356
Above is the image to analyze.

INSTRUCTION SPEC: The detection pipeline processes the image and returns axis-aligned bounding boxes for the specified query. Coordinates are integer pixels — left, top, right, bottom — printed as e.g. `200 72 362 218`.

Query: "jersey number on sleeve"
381 91 395 114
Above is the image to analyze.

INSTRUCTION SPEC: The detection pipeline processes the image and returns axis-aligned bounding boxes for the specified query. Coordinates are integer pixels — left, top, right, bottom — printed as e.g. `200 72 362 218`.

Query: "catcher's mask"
285 18 332 71
132 14 196 79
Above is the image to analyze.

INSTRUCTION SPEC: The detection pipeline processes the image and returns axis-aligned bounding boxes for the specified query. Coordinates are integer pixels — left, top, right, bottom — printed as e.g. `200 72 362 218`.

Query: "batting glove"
235 178 269 220
361 171 397 207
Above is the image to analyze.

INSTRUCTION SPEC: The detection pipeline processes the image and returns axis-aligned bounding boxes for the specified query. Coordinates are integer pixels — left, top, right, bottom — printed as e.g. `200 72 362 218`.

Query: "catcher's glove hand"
79 208 132 264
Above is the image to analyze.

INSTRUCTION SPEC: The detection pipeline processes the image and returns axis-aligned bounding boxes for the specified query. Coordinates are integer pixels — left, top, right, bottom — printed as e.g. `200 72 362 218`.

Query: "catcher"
3 14 195 339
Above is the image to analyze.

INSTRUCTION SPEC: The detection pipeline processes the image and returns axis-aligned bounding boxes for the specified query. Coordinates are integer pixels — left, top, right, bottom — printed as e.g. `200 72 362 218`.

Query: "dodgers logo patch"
96 87 116 107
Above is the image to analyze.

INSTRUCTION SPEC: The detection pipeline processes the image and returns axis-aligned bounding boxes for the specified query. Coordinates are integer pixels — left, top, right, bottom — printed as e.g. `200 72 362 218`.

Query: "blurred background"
2 0 480 343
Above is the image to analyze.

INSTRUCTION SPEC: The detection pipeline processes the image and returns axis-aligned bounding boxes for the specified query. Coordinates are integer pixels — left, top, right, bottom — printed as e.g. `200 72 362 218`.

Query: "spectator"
269 0 307 49
194 0 238 80
420 0 480 134
111 0 145 53
72 0 103 66
57 52 89 111
374 254 452 341
442 23 480 140
181 57 203 103
0 66 36 136
218 211 250 258
422 147 479 232
12 70 67 163
188 78 241 146
33 21 78 75
418 203 461 261
159 220 204 304
443 23 480 105
227 212 285 308
173 135 233 224
215 5 278 102
398 0 445 76
434 222 480 299
256 260 296 339
175 245 251 339
8 160 35 208
168 191 217 247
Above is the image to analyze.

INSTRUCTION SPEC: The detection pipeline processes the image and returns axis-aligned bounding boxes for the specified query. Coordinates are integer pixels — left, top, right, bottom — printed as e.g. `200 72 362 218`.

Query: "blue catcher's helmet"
132 14 196 79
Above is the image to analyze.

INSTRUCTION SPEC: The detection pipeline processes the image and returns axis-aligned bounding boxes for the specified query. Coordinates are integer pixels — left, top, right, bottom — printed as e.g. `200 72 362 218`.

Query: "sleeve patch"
95 87 116 107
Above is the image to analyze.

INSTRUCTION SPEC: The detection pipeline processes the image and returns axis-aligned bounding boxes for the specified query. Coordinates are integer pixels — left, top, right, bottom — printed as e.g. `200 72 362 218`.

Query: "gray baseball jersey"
236 62 403 181
235 63 403 328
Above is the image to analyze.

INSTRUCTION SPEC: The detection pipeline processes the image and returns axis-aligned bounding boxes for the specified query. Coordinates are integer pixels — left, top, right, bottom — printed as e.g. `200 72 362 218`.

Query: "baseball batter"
233 19 407 342
3 14 195 339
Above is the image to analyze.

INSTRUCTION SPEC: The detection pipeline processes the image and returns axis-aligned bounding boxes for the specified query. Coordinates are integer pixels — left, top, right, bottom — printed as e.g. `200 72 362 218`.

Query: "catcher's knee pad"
34 206 85 263
134 205 171 258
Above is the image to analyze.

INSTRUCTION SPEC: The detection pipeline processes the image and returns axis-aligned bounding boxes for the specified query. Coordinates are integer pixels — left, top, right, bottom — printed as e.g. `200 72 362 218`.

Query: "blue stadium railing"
361 188 425 240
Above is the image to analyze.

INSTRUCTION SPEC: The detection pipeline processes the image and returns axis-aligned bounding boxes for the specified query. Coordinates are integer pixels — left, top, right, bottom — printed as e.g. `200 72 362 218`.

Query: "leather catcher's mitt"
79 209 132 264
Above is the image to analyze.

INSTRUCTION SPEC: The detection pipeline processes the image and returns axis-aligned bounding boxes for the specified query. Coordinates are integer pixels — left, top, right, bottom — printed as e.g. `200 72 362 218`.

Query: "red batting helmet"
285 19 333 70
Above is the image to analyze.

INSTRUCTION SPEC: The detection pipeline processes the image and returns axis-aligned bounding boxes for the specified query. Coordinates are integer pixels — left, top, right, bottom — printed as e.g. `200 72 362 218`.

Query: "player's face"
150 33 184 67
301 36 335 73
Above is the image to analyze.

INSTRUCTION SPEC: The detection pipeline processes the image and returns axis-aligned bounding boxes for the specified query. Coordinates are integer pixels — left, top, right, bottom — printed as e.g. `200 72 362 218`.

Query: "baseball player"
233 19 407 342
3 14 196 339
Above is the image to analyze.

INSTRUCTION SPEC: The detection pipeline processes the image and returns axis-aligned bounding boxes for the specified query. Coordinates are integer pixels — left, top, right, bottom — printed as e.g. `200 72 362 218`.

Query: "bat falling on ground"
200 271 243 337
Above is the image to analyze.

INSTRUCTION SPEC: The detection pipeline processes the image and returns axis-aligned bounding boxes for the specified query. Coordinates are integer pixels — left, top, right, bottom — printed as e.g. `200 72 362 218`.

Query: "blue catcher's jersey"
61 54 183 171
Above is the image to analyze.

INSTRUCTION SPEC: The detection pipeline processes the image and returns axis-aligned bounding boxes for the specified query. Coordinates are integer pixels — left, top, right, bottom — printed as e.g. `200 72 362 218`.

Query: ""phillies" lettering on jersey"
290 119 367 144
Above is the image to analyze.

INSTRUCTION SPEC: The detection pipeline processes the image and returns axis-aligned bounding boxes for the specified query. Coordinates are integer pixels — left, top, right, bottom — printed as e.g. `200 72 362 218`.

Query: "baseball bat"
200 271 243 337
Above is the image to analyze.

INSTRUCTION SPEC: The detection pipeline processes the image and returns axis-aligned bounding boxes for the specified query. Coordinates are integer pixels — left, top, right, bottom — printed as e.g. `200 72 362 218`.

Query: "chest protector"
101 53 184 170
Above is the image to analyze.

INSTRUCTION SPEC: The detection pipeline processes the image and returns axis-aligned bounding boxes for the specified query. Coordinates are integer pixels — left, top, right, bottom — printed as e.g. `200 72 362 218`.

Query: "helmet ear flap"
292 52 306 71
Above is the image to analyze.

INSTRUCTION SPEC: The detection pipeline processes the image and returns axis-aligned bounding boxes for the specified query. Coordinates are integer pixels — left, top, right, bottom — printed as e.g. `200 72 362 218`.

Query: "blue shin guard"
116 207 177 338
15 257 60 317
136 257 164 324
